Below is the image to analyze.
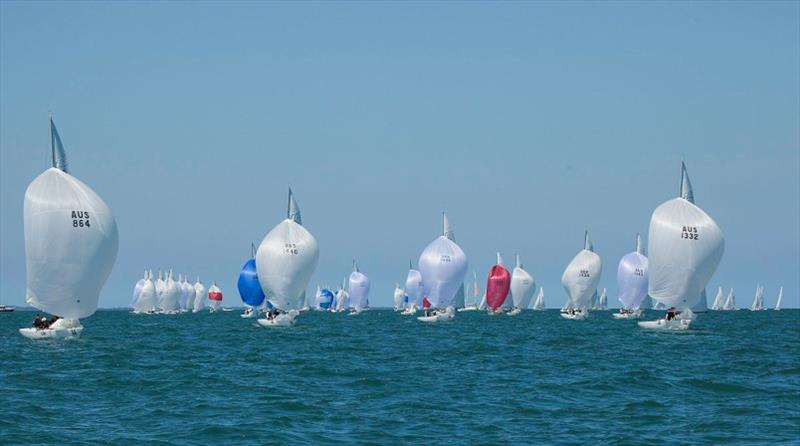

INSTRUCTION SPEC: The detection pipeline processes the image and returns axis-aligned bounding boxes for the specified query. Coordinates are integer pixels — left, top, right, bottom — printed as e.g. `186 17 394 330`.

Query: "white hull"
240 310 258 318
457 305 479 312
560 311 588 320
417 308 455 323
638 318 691 331
612 309 643 319
506 308 522 316
19 319 83 339
257 310 299 327
401 307 417 316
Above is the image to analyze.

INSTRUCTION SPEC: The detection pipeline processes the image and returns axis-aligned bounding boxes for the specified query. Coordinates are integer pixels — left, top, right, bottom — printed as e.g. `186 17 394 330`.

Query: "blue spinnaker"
318 288 335 309
237 258 266 307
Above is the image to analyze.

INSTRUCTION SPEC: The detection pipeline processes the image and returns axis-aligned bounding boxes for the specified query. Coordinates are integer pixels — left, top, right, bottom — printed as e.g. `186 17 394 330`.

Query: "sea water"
1 309 798 445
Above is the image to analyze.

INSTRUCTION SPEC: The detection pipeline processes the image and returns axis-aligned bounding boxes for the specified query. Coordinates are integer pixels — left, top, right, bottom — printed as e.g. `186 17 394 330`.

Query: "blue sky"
1 1 798 309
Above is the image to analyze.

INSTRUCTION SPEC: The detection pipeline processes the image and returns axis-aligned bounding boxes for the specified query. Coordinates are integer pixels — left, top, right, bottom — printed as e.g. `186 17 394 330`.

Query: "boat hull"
19 319 83 339
637 318 691 330
560 311 588 320
257 310 298 327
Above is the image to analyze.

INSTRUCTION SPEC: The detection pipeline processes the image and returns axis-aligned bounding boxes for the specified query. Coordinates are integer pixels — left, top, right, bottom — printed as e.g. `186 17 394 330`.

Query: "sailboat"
711 286 725 311
509 255 535 316
182 276 196 313
315 287 335 311
238 243 266 318
532 287 545 310
560 231 602 320
334 278 349 312
137 271 158 314
256 188 319 327
402 261 424 315
597 288 608 310
192 277 206 313
614 234 648 319
348 261 370 315
131 270 148 312
19 118 119 339
485 252 511 315
208 282 223 312
416 213 468 322
639 162 724 330
775 287 783 310
458 271 481 312
750 285 766 311
393 283 405 311
722 288 736 311
160 270 181 314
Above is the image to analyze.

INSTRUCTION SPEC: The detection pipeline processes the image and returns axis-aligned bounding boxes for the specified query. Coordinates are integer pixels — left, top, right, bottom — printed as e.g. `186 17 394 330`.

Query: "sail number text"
681 226 699 240
579 269 590 278
282 243 299 255
634 268 644 276
71 210 91 228
440 255 452 263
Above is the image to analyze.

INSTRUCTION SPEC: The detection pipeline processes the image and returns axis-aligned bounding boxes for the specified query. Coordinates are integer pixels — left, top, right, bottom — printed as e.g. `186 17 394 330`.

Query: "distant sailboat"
160 270 181 313
711 286 725 311
775 287 783 311
348 261 370 315
417 213 467 322
402 261 423 315
256 188 318 326
509 255 535 316
133 271 158 314
208 282 223 312
315 287 335 311
334 278 349 312
458 271 481 312
20 118 119 339
560 231 601 320
750 285 766 311
486 252 511 315
192 278 206 313
131 270 148 311
640 163 724 330
722 288 736 311
614 234 648 319
182 276 195 312
532 287 545 310
238 243 266 318
393 284 405 311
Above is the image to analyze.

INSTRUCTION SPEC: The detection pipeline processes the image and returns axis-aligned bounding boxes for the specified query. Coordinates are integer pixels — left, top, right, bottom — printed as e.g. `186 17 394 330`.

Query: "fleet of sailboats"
13 120 789 337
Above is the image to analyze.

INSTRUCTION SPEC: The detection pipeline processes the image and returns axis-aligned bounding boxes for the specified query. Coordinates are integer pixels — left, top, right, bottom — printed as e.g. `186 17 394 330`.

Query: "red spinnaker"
422 297 431 309
208 291 223 301
486 265 511 310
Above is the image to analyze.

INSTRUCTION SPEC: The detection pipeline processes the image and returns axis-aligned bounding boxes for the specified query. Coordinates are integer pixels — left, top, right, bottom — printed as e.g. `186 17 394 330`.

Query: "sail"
648 164 724 310
561 232 602 309
192 279 206 312
711 287 724 310
238 257 266 308
486 253 511 310
208 282 223 310
131 270 147 308
316 288 335 309
393 284 404 309
136 277 158 313
533 287 545 310
510 255 535 309
404 267 424 307
472 270 480 306
256 189 319 310
417 214 468 308
24 124 118 319
775 287 783 310
723 288 736 310
617 235 649 310
183 277 196 310
160 271 180 311
598 288 608 309
348 264 370 310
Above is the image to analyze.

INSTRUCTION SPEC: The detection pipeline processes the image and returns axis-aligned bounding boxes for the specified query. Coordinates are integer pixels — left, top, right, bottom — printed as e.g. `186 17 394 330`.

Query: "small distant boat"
458 271 481 312
208 282 223 312
0 305 15 313
639 162 724 331
334 278 349 312
192 277 206 313
393 283 404 311
348 261 370 315
485 252 511 314
615 234 648 319
532 287 545 310
750 285 766 311
315 286 335 311
775 287 783 311
560 231 601 321
722 288 736 311
19 118 118 339
133 271 158 314
711 286 725 311
509 255 535 316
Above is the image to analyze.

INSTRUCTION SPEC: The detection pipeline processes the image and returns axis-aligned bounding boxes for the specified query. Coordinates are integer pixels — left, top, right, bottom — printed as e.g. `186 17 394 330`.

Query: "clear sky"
1 1 798 309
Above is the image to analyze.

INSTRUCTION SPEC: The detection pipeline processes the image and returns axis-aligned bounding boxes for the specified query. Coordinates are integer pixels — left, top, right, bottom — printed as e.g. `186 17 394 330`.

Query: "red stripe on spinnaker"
486 265 510 309
208 291 223 301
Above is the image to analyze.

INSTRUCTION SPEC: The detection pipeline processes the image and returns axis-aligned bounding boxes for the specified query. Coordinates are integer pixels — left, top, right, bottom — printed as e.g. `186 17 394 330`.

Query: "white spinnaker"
617 236 649 310
131 270 147 308
418 236 468 308
161 272 180 311
193 279 206 312
647 198 724 309
561 232 601 310
136 278 157 312
155 271 165 297
393 284 404 309
348 268 370 310
24 167 118 319
510 255 536 309
256 190 318 310
184 278 196 310
404 268 424 307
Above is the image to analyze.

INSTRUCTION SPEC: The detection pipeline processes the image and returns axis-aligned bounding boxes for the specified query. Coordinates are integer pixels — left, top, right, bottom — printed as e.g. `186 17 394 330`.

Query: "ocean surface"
1 308 798 445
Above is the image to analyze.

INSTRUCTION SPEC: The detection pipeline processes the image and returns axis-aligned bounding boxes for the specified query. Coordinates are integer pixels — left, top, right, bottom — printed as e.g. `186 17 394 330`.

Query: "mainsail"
617 234 649 310
648 163 724 310
348 261 370 310
510 254 535 309
561 231 602 310
723 288 736 310
256 188 319 310
711 286 725 310
24 118 118 319
486 252 511 310
532 287 545 310
417 213 468 309
775 287 783 310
